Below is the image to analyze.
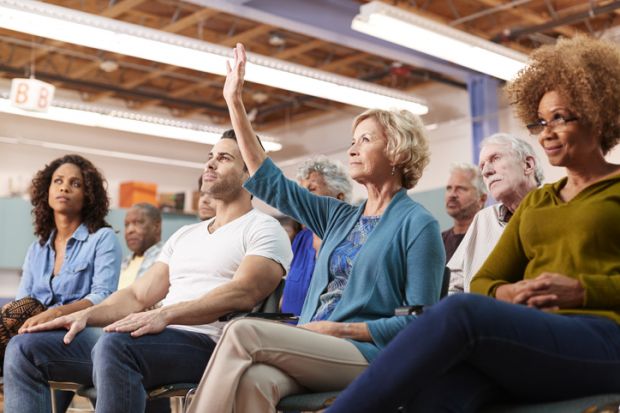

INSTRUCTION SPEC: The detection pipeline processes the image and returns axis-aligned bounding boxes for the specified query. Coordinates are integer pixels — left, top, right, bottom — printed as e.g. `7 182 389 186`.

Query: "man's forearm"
160 283 258 326
85 288 146 326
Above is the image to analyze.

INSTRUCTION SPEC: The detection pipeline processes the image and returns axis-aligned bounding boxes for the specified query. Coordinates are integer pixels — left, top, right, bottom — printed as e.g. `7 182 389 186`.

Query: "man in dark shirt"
442 163 486 261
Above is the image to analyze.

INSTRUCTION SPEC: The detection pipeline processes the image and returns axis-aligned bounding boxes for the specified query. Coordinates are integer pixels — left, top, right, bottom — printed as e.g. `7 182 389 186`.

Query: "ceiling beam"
101 0 149 18
99 23 274 105
11 0 149 70
161 8 219 33
220 24 274 46
320 52 370 71
472 0 577 38
87 8 222 102
184 0 472 81
274 39 325 59
0 63 228 112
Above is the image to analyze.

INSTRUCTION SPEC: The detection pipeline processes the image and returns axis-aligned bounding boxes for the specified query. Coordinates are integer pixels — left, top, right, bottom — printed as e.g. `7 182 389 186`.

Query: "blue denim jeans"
4 326 216 413
326 294 620 413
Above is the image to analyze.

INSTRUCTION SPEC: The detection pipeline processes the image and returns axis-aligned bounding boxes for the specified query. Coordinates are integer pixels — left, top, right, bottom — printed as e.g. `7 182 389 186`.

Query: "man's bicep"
131 262 170 306
233 255 284 302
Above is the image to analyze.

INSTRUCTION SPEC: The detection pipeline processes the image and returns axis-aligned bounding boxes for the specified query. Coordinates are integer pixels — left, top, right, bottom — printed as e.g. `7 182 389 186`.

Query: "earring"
391 166 396 176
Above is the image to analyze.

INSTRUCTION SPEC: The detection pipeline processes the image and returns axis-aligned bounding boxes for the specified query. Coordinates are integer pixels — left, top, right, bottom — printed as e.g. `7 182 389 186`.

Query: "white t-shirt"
157 209 292 341
447 204 506 294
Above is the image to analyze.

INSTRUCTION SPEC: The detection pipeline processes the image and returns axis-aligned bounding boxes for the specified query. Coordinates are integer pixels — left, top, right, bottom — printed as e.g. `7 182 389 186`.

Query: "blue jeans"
4 326 216 413
326 294 620 413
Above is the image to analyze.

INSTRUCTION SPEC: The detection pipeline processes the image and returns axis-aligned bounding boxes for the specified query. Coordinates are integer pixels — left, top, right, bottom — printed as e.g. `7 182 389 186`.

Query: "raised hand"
223 43 247 104
103 308 168 338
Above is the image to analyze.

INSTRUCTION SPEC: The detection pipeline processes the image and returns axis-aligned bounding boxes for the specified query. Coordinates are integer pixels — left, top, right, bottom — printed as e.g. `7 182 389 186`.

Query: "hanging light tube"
0 0 428 114
352 1 528 81
0 94 282 151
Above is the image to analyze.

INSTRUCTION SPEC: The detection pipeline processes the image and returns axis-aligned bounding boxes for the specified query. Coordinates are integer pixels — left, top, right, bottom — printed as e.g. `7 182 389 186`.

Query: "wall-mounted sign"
9 78 55 112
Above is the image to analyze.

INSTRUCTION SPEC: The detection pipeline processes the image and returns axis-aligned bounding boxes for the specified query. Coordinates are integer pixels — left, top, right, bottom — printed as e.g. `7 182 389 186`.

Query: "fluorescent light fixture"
0 94 282 151
0 135 205 169
352 1 528 81
0 0 428 114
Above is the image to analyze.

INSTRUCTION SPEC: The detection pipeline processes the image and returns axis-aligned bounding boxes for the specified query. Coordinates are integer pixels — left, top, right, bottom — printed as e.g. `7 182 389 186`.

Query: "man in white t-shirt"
5 130 293 413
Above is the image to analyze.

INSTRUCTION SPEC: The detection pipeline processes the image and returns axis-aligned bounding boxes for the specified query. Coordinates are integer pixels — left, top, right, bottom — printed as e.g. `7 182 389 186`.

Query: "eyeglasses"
526 114 578 135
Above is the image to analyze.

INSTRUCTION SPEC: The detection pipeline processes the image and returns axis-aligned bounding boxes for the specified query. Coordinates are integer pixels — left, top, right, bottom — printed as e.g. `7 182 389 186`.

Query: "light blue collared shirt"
16 224 122 306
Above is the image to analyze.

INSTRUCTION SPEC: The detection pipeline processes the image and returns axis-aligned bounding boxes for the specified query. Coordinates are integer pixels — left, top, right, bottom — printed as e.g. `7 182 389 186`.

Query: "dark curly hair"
30 154 111 244
505 35 620 154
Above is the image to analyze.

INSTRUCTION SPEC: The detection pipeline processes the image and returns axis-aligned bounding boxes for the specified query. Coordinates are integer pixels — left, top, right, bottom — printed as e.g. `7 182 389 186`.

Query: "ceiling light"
0 135 205 169
0 0 428 114
99 60 119 73
0 93 282 151
352 1 528 81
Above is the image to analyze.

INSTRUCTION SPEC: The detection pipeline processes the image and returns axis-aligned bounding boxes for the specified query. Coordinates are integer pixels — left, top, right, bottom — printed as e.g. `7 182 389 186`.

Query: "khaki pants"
187 318 369 413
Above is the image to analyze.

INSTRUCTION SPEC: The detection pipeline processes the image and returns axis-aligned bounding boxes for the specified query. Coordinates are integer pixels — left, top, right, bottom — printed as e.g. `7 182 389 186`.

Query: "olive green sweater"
471 172 620 323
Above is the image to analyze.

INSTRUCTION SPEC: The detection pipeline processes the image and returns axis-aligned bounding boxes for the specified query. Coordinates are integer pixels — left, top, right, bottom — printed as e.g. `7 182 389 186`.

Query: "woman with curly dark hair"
325 35 620 413
0 154 121 373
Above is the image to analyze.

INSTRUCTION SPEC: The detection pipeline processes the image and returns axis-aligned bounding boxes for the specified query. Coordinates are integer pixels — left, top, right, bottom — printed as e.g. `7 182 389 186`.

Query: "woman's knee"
431 293 491 319
237 363 301 407
222 318 271 344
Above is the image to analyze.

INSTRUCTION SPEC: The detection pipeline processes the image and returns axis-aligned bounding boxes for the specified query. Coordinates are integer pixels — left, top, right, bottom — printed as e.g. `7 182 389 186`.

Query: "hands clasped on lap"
497 272 585 310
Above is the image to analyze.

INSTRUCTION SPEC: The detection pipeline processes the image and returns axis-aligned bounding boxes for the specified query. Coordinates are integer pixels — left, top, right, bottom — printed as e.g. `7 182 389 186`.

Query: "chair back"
253 278 285 313
440 267 451 299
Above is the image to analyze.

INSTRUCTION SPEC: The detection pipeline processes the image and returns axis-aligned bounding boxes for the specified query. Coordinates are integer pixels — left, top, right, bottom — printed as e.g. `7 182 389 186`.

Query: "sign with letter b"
10 78 56 112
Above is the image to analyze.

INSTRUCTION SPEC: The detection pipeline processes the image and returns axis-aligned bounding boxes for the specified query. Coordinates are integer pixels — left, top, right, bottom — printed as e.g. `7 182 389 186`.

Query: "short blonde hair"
353 109 430 189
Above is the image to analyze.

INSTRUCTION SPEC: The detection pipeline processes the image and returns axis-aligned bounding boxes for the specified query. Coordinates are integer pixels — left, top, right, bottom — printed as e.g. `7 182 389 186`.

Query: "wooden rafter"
99 23 274 105
161 8 220 33
320 52 370 71
274 39 325 59
12 0 149 70
86 8 222 102
101 0 149 18
392 1 529 52
220 24 274 46
470 0 578 38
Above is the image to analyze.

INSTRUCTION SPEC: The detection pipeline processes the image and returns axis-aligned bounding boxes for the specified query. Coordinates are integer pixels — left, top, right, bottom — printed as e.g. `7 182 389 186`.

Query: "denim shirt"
16 224 122 307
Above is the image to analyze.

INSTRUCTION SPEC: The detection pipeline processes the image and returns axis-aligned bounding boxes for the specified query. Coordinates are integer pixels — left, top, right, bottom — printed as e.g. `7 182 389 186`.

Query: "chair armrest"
394 305 426 316
218 312 298 322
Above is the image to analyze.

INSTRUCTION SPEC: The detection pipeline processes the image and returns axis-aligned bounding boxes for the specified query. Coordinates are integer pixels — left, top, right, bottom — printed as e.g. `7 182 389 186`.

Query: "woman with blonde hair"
186 43 445 413
325 35 620 413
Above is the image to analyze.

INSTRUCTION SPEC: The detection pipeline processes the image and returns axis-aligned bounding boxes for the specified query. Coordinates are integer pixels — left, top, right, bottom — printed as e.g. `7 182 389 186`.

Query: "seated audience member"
4 131 293 413
448 133 542 293
118 203 163 290
281 157 353 316
442 163 487 261
185 43 444 413
0 154 121 375
197 176 216 221
325 35 620 413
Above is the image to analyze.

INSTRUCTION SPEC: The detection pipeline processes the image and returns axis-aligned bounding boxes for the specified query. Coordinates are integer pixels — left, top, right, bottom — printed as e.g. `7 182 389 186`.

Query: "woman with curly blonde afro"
325 36 620 413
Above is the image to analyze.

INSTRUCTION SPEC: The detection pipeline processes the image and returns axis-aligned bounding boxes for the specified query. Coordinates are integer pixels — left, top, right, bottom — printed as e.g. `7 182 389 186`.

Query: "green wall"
0 197 198 270
1 189 451 269
409 187 451 232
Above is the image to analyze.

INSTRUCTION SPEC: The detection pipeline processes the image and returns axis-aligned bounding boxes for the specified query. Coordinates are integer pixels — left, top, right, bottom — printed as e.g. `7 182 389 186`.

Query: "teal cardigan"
244 158 445 361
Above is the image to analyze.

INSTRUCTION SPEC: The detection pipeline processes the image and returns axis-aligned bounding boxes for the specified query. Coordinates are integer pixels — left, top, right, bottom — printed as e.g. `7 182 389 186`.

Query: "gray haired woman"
281 157 353 316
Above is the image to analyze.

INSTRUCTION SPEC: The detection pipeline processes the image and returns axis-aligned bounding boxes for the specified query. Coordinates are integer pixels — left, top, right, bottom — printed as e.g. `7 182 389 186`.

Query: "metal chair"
53 279 289 413
276 267 452 412
48 381 90 413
